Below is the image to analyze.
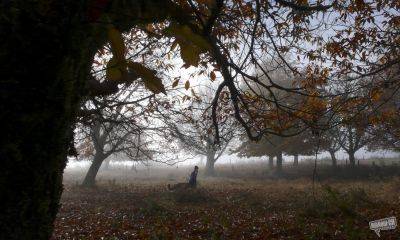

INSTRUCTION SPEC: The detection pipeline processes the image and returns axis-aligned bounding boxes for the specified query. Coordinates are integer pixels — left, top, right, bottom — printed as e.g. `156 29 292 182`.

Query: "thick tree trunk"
329 150 337 167
0 2 97 239
205 151 216 176
293 154 299 166
0 1 191 238
348 151 356 167
276 152 283 172
82 152 107 187
268 155 274 168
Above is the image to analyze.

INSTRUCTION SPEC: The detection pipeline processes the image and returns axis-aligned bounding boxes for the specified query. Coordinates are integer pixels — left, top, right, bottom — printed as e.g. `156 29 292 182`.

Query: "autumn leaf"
164 23 210 67
170 39 179 52
172 78 180 88
210 71 216 81
106 57 123 81
145 24 155 33
370 88 382 102
180 43 201 67
107 25 126 62
185 80 190 90
127 61 166 94
164 23 210 51
106 25 128 82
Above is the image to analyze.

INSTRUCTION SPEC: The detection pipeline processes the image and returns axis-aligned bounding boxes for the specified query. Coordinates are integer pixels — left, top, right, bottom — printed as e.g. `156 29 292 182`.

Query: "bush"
171 188 216 204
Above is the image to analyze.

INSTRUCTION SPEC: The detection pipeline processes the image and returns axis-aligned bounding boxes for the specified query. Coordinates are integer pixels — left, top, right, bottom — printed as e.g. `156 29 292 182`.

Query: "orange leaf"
210 71 216 81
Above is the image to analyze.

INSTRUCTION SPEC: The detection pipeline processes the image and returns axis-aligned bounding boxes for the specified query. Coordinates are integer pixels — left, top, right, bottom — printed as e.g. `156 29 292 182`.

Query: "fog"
6 1 400 239
66 148 399 171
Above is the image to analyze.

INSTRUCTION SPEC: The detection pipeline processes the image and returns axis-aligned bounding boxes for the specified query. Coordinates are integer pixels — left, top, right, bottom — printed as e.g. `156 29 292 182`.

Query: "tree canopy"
1 0 400 239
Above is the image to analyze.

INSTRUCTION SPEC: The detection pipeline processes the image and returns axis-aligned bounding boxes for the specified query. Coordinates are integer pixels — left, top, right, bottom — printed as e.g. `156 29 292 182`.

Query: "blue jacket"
188 170 197 187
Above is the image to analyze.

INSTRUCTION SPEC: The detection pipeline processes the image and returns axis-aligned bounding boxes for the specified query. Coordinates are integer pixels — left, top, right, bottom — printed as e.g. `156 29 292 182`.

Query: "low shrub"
171 188 217 204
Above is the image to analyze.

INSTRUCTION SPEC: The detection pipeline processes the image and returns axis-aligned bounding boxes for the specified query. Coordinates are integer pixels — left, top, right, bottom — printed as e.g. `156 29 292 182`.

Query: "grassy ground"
53 164 400 239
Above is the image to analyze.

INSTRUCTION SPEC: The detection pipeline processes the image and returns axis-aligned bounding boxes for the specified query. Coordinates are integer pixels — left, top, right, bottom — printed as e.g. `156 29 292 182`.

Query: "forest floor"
53 164 400 239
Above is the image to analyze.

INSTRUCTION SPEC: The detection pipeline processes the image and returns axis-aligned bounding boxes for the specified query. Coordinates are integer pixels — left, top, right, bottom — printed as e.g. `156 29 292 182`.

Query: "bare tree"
156 87 237 176
76 84 155 187
78 119 152 187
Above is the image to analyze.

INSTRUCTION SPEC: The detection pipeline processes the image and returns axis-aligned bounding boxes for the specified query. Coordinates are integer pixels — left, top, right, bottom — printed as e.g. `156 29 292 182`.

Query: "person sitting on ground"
188 165 199 188
167 166 199 191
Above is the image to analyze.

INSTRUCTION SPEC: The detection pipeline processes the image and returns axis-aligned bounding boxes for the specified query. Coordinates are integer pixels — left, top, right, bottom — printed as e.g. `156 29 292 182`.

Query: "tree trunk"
205 151 216 176
293 154 299 166
0 3 98 239
276 152 283 172
0 1 197 238
82 152 108 187
329 150 337 167
0 1 188 239
348 151 356 167
268 155 274 168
